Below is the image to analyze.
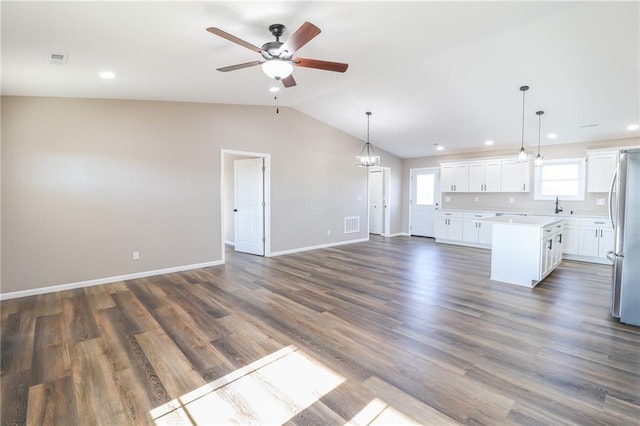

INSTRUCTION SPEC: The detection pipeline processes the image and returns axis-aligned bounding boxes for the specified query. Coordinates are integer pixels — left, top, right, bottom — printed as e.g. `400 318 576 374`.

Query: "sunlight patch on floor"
346 398 420 425
151 345 345 425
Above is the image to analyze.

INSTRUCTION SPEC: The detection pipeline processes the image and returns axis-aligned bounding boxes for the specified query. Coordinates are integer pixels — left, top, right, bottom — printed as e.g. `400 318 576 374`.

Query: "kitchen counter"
438 208 605 219
481 215 563 226
480 216 564 287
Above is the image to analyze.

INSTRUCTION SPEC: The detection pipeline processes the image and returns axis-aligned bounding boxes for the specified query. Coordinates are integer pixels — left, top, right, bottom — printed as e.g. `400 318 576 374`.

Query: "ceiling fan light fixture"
261 59 293 80
357 112 380 167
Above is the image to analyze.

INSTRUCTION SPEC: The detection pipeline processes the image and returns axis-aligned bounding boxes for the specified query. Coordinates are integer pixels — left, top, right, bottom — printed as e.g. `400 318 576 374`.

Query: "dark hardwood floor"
2 236 639 425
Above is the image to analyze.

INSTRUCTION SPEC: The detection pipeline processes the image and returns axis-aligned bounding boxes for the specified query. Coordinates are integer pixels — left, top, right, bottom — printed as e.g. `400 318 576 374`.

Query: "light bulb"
261 60 293 79
534 154 544 167
518 147 528 162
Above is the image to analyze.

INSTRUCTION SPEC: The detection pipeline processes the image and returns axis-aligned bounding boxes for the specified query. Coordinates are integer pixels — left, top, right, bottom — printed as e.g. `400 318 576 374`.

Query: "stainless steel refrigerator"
608 148 640 326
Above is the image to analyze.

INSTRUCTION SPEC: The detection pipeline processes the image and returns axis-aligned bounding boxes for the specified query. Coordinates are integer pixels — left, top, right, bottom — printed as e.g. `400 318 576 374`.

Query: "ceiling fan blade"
293 57 349 73
217 60 263 72
281 74 297 88
206 27 262 53
279 22 321 55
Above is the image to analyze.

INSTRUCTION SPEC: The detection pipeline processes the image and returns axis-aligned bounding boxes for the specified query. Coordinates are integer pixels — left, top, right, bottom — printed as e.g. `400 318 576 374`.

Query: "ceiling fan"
206 22 348 88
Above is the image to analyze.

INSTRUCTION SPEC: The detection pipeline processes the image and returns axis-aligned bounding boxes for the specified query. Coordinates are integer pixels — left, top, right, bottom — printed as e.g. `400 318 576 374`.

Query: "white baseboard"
224 240 235 246
562 254 612 265
0 260 224 301
390 232 411 237
268 237 369 257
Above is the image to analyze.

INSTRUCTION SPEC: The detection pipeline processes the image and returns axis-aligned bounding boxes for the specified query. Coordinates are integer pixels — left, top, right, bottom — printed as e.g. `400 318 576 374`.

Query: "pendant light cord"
536 111 543 156
521 89 526 149
366 112 371 156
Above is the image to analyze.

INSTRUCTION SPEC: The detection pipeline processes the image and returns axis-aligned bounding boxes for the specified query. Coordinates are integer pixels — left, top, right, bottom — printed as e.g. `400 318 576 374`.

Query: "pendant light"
356 112 380 167
517 85 529 162
535 110 544 167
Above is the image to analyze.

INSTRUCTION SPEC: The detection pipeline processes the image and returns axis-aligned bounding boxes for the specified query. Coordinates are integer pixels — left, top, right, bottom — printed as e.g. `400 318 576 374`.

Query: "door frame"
408 167 441 237
368 166 391 237
221 149 271 262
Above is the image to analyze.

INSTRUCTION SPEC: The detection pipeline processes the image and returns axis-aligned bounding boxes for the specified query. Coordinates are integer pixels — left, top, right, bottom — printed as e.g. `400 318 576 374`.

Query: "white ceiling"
2 1 639 158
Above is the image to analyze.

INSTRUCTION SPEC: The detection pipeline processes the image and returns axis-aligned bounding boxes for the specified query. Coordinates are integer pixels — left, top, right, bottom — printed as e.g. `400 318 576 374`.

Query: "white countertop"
437 208 606 219
480 215 563 227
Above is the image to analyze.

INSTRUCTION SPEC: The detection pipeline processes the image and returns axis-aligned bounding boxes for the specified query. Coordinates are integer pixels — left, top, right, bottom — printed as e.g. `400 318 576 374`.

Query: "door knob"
233 209 238 212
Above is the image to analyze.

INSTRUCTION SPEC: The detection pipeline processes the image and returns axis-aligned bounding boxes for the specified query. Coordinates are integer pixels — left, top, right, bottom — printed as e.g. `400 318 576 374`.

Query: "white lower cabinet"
561 218 580 255
578 218 614 260
433 211 609 266
540 223 564 279
462 212 494 246
434 211 463 241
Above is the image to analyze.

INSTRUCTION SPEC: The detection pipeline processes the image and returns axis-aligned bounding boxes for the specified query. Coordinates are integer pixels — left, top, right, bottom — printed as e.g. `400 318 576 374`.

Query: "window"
416 174 435 205
534 158 586 200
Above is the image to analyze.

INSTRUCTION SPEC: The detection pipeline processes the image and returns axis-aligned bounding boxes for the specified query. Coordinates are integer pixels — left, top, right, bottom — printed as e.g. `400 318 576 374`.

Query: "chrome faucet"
555 196 563 214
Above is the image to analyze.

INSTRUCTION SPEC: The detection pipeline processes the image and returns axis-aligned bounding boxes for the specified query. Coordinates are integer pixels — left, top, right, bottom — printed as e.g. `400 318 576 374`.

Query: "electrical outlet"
509 197 515 204
327 229 331 236
445 196 451 202
132 251 140 260
474 197 479 202
596 198 605 205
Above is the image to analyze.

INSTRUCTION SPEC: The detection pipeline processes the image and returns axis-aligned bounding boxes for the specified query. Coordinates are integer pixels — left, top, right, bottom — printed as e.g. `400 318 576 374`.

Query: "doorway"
368 167 391 237
221 150 271 260
409 168 440 237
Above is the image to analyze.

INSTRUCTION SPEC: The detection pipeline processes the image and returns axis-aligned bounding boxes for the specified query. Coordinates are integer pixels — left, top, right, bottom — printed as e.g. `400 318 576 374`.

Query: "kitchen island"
481 215 564 287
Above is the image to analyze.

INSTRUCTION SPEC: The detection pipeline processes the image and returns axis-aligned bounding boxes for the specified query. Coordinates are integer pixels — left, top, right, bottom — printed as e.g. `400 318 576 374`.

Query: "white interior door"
410 168 440 237
369 170 383 234
234 158 264 255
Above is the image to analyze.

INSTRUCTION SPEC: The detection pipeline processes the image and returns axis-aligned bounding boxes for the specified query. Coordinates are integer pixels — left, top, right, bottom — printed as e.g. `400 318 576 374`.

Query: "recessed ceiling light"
99 71 116 79
436 146 444 151
484 140 494 146
547 133 558 139
627 124 639 131
269 86 280 93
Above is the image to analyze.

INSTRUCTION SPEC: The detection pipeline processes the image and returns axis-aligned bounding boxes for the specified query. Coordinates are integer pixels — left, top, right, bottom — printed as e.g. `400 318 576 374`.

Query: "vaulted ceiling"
2 1 638 158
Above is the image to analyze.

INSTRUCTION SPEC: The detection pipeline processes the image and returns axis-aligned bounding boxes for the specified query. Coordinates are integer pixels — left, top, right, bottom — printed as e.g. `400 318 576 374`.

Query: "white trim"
221 149 272 261
224 240 235 247
408 167 441 237
368 166 392 237
268 238 369 257
390 232 411 237
0 260 224 301
534 158 586 201
562 253 612 265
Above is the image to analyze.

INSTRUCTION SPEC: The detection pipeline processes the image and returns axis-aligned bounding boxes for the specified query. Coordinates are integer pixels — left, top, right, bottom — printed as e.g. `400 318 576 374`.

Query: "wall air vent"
344 216 360 234
50 53 68 65
579 123 599 128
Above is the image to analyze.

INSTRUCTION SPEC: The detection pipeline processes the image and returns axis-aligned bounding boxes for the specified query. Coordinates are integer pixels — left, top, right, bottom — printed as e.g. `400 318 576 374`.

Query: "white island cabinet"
481 215 563 287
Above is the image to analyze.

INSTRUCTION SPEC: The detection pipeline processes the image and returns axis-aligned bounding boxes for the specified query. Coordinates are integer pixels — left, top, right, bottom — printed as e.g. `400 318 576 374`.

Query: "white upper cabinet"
468 160 501 192
587 150 618 193
500 159 531 192
441 157 530 193
440 163 469 192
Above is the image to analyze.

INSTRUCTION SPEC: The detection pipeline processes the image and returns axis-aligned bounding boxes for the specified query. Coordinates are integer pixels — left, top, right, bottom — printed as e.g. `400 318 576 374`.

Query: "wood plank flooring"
2 236 639 425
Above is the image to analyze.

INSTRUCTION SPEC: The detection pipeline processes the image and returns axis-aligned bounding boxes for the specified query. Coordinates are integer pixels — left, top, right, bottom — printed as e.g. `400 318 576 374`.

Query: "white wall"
1 96 403 294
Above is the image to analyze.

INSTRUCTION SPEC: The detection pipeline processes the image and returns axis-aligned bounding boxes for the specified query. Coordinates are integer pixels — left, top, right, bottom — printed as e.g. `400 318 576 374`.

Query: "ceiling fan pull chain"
274 95 279 114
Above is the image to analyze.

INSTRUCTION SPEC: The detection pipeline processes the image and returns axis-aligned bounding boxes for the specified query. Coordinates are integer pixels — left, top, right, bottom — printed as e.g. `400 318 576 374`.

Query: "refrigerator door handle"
608 168 617 230
606 250 624 261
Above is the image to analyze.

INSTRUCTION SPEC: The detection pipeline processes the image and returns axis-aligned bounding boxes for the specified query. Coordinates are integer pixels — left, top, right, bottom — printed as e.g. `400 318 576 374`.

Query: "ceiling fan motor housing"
261 41 284 59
